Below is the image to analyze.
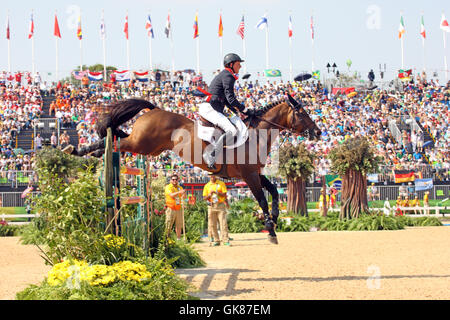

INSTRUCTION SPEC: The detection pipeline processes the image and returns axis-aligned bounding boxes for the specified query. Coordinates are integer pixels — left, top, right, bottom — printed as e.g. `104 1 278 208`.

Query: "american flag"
145 14 154 38
310 16 314 40
236 15 244 39
28 13 34 39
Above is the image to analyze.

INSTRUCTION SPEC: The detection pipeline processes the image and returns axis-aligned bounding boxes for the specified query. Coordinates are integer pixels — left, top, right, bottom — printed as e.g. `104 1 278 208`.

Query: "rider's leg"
199 104 237 168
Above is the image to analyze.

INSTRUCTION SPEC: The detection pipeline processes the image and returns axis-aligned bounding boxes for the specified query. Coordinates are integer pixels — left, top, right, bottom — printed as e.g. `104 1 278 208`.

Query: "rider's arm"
222 74 246 113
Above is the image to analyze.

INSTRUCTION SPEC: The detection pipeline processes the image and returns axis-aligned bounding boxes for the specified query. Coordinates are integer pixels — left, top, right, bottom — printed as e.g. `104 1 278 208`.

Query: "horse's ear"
287 94 299 108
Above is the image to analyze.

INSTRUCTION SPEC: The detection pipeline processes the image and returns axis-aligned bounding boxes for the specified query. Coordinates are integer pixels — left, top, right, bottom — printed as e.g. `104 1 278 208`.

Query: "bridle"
256 94 308 134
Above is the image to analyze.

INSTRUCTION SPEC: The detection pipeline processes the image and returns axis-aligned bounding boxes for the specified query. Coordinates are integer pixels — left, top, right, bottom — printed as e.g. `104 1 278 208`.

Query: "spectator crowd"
0 68 449 187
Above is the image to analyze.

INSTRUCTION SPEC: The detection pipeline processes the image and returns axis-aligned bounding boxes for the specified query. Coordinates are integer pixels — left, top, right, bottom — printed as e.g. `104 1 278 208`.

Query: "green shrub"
0 224 21 237
228 213 263 233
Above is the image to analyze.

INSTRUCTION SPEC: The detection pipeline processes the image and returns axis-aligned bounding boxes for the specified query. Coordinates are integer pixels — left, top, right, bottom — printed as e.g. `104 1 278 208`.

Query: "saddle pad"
196 115 248 149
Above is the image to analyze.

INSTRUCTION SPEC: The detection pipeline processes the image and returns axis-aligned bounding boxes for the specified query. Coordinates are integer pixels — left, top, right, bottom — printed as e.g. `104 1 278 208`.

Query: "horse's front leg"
241 170 278 244
260 175 279 226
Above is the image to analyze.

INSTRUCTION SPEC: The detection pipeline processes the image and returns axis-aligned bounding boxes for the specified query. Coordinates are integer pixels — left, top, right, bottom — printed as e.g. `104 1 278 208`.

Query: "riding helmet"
223 53 244 67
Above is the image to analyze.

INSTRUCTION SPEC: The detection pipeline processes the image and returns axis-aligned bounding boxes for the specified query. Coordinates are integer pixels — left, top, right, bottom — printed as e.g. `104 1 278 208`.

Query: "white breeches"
198 103 237 136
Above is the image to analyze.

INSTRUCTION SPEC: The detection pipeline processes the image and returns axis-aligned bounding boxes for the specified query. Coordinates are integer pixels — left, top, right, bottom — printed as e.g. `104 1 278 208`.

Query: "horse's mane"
245 97 289 127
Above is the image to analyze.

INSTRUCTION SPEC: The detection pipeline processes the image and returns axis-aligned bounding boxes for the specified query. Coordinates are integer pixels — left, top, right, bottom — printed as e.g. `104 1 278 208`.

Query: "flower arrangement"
47 259 154 287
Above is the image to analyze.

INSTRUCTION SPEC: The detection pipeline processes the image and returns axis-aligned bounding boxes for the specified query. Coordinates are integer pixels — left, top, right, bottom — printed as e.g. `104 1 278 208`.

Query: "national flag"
256 14 268 30
72 71 88 80
54 14 61 38
325 174 342 189
113 70 131 82
134 71 149 82
193 12 199 39
124 14 129 40
441 13 450 32
100 14 106 39
6 16 10 40
77 15 82 40
420 15 426 39
28 13 34 39
312 70 320 80
310 16 314 40
218 14 223 38
165 12 171 38
87 71 103 81
398 69 412 79
145 14 154 38
236 15 245 39
394 169 415 183
398 15 405 39
264 69 281 77
288 15 293 38
415 178 433 192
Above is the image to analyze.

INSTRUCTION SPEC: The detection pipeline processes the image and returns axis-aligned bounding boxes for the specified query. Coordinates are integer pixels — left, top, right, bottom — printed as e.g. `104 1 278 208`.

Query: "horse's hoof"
268 235 278 245
62 145 74 155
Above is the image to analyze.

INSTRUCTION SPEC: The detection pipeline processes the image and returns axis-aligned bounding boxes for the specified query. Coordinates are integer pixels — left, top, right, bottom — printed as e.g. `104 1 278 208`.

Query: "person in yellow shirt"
411 195 420 215
164 174 185 240
423 191 430 215
203 175 230 246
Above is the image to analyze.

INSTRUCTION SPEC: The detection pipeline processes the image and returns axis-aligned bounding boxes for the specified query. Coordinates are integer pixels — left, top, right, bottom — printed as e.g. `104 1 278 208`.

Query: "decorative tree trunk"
340 169 368 219
287 177 308 216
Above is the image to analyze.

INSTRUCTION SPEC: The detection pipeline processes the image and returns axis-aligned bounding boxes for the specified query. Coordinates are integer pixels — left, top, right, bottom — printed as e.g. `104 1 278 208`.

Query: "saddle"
196 103 249 149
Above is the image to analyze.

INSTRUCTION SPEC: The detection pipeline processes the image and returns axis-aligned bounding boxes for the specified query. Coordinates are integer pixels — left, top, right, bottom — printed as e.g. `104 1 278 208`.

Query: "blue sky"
2 0 449 83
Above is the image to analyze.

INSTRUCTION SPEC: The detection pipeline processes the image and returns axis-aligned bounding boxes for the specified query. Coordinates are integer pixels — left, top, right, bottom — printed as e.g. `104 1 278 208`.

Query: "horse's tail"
97 98 157 139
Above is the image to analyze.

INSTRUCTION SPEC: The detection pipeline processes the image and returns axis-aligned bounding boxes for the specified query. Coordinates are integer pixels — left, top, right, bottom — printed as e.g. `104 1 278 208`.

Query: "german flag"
394 170 415 183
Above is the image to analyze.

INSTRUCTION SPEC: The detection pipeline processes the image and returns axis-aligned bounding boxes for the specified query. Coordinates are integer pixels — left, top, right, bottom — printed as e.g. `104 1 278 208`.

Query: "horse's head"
286 94 321 139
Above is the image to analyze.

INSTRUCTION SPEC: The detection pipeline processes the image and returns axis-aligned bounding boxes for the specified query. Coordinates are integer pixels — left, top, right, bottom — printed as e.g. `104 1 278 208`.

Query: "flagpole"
444 27 448 82
196 11 200 75
148 12 153 71
31 10 35 76
242 12 247 74
421 13 426 73
55 11 59 82
266 16 269 69
400 12 404 70
219 10 223 70
311 12 315 72
7 12 11 73
289 11 293 82
126 11 130 71
102 9 107 80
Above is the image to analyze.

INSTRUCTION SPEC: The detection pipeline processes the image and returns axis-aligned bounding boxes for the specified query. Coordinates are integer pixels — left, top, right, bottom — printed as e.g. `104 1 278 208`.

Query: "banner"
414 178 433 192
113 70 131 82
87 71 103 81
134 71 149 82
332 87 355 95
367 173 379 183
394 169 415 183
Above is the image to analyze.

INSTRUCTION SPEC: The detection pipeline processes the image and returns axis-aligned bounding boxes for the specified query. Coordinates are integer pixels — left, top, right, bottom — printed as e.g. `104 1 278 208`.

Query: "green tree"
278 143 316 216
328 137 382 219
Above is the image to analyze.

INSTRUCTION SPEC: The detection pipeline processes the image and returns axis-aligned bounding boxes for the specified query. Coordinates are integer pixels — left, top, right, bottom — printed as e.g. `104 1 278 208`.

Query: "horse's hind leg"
242 170 278 244
260 175 280 226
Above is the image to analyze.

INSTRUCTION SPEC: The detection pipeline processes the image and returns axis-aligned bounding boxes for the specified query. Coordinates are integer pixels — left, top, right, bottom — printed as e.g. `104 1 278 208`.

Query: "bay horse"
64 94 320 244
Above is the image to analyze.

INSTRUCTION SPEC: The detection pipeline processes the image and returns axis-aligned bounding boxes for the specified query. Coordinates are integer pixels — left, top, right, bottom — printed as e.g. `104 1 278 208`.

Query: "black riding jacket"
208 68 246 114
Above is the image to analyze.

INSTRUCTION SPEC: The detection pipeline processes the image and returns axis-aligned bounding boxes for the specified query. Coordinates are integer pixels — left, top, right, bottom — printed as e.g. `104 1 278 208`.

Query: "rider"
200 53 251 169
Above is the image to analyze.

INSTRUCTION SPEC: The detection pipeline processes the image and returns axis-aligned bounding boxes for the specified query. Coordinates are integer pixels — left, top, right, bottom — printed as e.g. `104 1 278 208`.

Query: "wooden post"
104 128 114 234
